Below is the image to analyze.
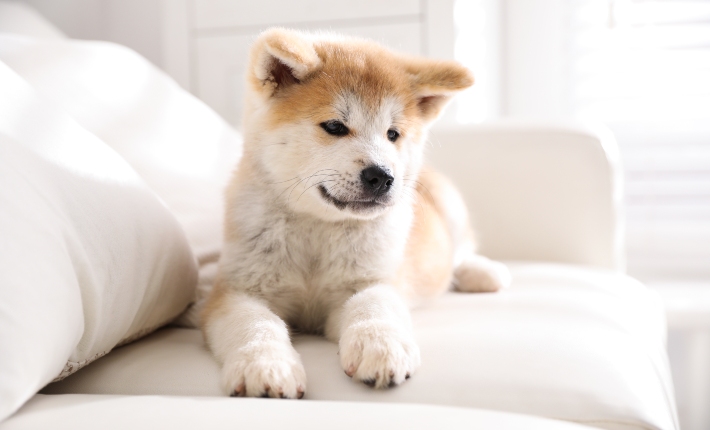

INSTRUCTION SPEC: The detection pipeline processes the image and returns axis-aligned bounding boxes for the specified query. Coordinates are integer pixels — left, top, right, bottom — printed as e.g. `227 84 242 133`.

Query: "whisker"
304 173 339 188
286 176 316 202
402 188 426 212
275 178 304 201
267 169 338 185
402 180 435 201
287 172 333 202
266 176 300 185
274 169 340 203
294 180 337 203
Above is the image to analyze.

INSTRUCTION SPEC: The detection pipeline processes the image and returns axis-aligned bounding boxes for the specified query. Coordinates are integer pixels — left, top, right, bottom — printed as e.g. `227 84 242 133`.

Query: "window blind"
569 0 710 280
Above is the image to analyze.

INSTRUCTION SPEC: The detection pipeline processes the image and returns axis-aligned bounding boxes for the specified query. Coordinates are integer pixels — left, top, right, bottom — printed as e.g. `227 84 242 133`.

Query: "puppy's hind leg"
425 170 511 293
440 180 511 293
450 212 511 292
453 247 512 293
201 286 306 399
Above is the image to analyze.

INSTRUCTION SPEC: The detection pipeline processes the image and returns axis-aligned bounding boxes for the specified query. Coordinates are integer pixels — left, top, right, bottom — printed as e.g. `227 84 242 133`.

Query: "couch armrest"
427 121 623 270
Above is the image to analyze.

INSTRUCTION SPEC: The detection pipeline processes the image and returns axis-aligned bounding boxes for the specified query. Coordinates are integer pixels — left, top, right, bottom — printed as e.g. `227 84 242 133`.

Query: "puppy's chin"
288 187 395 222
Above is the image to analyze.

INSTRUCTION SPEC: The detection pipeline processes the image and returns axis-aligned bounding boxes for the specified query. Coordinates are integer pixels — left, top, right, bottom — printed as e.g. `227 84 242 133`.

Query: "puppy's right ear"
249 28 321 98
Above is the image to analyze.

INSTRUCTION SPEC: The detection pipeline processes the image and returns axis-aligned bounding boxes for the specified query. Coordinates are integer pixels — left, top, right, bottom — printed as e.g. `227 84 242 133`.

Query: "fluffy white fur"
201 29 510 398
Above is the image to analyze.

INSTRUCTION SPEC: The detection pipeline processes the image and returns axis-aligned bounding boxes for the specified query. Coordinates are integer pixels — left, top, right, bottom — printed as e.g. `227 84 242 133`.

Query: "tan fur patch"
396 169 457 298
247 29 472 143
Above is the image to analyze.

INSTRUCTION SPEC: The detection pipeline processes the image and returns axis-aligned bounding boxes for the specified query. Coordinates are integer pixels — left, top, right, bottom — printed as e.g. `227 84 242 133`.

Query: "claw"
345 365 356 377
230 383 245 397
363 378 376 387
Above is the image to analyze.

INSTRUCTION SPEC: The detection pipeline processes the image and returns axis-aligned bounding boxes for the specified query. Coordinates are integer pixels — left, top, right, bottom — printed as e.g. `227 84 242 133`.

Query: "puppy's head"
243 28 472 221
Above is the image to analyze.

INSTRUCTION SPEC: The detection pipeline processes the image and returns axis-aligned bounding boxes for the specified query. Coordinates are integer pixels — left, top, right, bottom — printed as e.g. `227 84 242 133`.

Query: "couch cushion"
42 264 678 430
0 34 243 327
0 394 597 430
0 61 196 420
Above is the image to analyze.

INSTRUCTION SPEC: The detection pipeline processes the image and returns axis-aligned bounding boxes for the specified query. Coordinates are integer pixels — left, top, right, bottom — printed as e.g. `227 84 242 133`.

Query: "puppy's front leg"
327 285 421 389
202 289 306 398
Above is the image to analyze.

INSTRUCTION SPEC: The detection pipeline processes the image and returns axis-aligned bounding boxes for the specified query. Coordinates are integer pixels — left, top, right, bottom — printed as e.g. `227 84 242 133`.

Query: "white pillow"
0 61 197 420
0 34 243 326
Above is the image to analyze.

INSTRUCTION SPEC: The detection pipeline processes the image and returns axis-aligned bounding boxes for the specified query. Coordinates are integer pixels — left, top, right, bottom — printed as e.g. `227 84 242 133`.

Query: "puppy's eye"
320 120 349 137
387 129 400 142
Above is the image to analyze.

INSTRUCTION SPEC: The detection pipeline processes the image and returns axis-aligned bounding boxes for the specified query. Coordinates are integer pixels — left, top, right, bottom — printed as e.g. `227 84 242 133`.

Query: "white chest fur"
219 185 413 332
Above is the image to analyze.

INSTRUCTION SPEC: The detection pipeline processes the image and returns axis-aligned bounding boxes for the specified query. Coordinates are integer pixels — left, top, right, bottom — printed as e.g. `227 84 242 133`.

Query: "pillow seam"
50 311 187 382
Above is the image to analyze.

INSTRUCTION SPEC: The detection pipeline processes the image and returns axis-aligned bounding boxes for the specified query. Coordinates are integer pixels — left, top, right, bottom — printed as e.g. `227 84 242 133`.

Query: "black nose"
360 166 394 196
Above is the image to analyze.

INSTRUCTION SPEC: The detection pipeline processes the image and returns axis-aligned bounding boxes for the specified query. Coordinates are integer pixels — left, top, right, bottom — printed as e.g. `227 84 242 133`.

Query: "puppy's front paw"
339 321 420 389
454 255 511 292
222 342 306 399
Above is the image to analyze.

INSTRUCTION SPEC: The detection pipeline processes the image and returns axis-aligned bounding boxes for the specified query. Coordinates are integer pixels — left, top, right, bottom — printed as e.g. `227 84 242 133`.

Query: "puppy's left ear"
406 59 474 121
249 28 322 98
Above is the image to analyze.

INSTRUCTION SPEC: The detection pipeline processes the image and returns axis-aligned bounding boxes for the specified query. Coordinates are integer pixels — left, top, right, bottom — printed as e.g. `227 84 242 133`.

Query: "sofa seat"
41 264 677 430
1 394 600 430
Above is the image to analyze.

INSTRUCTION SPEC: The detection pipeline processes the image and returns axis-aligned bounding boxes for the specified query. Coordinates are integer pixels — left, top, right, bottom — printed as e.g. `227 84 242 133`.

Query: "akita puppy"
202 28 510 399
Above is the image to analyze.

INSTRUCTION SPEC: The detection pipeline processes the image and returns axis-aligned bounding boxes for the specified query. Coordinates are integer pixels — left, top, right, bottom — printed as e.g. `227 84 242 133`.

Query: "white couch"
0 3 678 430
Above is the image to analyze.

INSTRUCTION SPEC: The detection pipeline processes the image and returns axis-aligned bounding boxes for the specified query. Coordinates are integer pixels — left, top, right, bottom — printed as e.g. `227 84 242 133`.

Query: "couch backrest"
427 121 624 270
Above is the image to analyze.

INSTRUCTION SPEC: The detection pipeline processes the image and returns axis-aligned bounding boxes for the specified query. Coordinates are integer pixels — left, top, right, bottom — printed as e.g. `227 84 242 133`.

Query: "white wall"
499 0 569 118
18 0 164 69
16 0 570 122
449 0 569 123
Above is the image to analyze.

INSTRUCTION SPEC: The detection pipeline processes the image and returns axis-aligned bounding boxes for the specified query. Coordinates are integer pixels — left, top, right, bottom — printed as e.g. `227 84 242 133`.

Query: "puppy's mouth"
318 185 390 212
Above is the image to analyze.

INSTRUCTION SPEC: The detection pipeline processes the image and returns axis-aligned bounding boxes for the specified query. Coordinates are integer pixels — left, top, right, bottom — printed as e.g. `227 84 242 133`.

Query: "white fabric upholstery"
0 9 675 430
0 394 598 430
0 34 242 326
0 62 196 420
43 264 677 430
428 123 623 270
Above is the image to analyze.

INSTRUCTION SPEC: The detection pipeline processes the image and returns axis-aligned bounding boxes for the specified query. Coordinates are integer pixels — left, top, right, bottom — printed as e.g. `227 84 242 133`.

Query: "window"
570 0 710 281
453 0 710 282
